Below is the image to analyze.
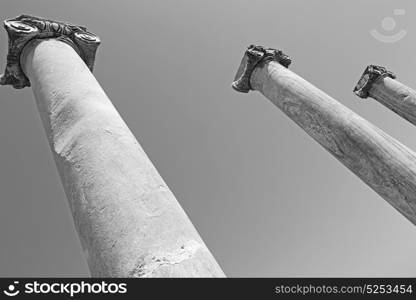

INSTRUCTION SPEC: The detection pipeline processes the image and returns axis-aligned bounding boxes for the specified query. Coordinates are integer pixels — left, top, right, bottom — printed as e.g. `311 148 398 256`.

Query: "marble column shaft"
354 65 416 126
1 15 225 277
232 45 416 226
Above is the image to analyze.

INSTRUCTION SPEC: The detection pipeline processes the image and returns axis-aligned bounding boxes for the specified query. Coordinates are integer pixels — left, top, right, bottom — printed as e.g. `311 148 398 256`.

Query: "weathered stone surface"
354 66 416 126
0 15 100 89
232 46 416 226
232 45 291 93
11 37 224 277
353 65 396 99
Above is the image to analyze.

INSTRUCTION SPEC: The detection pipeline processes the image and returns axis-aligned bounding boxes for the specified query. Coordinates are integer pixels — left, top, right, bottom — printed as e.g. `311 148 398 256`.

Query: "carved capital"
232 45 291 93
353 65 396 99
0 15 100 89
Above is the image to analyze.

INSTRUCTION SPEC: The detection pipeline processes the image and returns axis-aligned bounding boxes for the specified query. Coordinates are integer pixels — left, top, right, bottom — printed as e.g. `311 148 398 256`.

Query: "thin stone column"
354 65 416 126
0 15 225 277
232 45 416 226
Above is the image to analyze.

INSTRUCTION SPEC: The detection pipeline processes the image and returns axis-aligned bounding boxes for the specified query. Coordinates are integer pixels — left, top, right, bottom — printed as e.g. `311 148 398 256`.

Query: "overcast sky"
1 0 416 277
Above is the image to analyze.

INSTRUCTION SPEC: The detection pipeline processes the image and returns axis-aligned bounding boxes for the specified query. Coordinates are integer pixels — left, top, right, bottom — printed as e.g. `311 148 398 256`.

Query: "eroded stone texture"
353 65 396 99
13 37 224 277
232 45 291 93
0 15 100 89
232 47 416 226
354 67 416 127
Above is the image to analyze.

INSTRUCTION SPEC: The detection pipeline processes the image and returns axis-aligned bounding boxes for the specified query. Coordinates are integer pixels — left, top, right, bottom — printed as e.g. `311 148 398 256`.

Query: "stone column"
232 45 416 226
354 65 416 126
0 15 225 277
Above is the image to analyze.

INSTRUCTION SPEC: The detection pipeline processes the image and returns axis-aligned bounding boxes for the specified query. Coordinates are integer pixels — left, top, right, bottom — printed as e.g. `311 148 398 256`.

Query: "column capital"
0 15 100 89
231 44 291 93
353 65 396 99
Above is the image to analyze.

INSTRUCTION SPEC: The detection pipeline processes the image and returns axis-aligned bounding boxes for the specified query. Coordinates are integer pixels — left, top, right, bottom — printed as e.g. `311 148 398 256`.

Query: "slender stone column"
354 65 416 126
232 45 416 226
0 15 225 277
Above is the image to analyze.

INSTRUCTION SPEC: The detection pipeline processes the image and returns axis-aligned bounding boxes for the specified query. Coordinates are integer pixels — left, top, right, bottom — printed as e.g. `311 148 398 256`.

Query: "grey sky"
0 0 416 277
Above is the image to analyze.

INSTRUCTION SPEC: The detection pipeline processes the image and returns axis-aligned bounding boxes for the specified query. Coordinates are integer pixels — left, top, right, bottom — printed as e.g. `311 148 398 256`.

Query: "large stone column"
0 15 225 277
354 65 416 126
232 45 416 226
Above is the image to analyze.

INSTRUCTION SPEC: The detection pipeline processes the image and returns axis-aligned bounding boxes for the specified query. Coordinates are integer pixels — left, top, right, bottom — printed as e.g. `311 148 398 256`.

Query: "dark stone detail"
353 65 396 99
0 15 100 89
232 45 291 93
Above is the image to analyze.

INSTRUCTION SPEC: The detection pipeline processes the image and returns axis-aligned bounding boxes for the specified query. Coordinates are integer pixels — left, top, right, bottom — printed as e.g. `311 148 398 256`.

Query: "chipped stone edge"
353 65 396 99
128 240 204 277
231 44 292 93
0 14 100 89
